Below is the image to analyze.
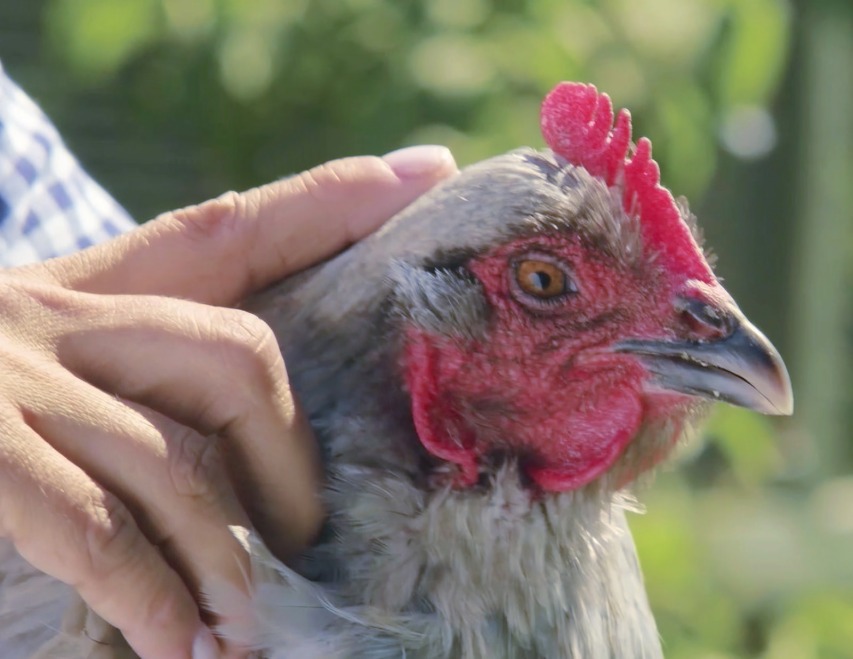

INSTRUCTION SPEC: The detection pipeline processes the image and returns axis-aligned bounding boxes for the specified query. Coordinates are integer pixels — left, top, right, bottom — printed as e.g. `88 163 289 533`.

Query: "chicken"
0 82 793 658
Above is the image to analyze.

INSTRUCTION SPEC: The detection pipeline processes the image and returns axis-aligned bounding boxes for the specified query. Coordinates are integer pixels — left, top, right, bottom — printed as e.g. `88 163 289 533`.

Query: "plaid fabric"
0 62 134 266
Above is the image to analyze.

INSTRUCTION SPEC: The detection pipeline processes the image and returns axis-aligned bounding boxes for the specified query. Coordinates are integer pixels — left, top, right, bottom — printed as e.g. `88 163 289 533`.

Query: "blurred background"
1 0 851 656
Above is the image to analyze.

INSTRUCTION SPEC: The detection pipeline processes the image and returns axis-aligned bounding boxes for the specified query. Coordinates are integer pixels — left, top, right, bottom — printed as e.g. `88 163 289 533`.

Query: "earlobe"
403 329 479 487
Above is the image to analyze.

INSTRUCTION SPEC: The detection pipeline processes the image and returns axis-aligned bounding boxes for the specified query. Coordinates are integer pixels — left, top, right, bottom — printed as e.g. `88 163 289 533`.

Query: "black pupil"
530 271 552 291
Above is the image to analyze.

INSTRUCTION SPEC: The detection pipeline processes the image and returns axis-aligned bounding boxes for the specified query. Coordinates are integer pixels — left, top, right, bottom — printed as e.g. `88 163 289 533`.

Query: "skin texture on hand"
0 146 458 659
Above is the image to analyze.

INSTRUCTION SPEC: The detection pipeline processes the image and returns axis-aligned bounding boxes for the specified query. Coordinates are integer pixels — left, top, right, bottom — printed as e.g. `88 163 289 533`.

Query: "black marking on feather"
421 249 477 274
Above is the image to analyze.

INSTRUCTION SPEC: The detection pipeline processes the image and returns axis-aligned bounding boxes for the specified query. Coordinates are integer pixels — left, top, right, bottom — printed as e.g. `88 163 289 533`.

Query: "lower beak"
615 318 793 416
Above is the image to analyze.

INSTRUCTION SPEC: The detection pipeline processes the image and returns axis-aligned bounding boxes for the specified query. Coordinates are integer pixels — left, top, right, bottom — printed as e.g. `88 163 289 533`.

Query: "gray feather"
388 261 489 341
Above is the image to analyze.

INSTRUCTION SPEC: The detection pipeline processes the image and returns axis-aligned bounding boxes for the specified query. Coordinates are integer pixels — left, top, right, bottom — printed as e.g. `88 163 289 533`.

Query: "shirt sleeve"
0 62 135 266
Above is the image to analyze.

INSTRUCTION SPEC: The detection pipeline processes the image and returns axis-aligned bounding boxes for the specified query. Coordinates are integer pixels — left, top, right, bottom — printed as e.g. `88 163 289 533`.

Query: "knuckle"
0 278 115 367
168 190 245 243
78 492 141 581
133 581 194 633
0 342 33 383
214 310 284 387
0 277 28 320
297 164 342 205
167 426 226 507
0 277 81 338
0 404 20 436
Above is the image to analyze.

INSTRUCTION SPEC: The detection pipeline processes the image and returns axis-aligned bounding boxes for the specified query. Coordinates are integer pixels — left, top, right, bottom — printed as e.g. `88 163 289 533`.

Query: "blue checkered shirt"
0 63 134 266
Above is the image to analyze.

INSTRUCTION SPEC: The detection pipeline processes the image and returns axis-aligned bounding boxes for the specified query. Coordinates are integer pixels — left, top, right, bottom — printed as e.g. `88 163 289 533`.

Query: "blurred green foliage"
38 0 789 200
3 0 852 656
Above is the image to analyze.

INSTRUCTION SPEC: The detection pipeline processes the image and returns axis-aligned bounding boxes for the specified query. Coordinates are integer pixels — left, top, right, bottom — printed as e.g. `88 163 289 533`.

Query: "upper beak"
615 315 794 416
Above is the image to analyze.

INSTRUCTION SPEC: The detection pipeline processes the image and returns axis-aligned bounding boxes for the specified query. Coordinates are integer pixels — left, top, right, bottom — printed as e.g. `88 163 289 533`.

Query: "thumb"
40 145 458 305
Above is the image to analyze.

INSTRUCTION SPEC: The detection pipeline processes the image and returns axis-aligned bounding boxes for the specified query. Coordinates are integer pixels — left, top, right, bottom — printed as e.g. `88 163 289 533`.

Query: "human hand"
0 146 457 659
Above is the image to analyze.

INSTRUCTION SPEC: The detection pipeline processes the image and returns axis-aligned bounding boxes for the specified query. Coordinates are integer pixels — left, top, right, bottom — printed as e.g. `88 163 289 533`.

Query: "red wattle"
525 386 643 491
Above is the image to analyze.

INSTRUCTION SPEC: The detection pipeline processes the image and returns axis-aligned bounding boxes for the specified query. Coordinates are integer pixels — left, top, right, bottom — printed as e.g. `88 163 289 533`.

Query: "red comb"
541 83 713 283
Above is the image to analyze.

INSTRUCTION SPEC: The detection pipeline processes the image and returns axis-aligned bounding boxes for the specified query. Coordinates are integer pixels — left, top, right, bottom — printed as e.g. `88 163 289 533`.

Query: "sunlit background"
2 0 852 656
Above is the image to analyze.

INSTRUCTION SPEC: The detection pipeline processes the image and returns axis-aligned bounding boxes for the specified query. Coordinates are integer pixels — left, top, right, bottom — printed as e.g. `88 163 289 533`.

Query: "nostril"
677 297 734 341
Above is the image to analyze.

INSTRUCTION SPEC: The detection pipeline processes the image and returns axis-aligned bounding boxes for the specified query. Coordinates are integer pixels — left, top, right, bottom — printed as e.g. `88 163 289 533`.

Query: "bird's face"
400 165 792 494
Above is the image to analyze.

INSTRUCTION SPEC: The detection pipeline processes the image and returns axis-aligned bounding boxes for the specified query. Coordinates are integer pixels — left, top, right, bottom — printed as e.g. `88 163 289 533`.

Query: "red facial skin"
404 234 721 492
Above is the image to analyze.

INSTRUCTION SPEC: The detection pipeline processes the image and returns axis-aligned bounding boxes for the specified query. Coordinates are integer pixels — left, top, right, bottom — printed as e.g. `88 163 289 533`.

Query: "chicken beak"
615 317 794 416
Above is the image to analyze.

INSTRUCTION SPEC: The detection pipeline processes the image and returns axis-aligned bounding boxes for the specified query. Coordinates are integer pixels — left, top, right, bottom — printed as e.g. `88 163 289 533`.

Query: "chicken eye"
514 259 574 300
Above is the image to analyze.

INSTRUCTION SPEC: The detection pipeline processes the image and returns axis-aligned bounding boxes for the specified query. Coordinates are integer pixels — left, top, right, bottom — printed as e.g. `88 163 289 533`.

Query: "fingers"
23 375 254 592
0 412 213 659
0 147 458 656
50 290 322 556
41 146 458 305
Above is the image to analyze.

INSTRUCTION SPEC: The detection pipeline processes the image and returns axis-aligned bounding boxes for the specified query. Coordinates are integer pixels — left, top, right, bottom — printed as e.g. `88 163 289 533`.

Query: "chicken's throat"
320 459 662 657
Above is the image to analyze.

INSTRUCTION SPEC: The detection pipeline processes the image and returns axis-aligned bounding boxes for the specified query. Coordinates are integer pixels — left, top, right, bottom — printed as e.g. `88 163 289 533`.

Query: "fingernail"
382 145 456 179
192 626 221 659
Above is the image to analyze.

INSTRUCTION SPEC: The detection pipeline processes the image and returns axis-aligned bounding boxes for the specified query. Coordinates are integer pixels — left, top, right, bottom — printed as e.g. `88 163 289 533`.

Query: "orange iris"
515 260 567 298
